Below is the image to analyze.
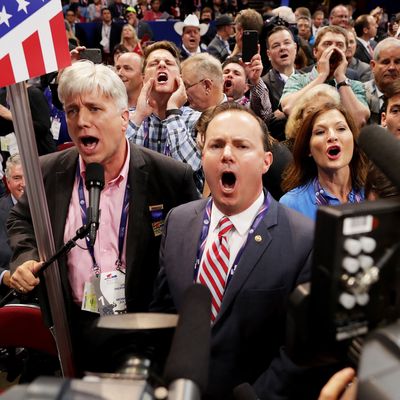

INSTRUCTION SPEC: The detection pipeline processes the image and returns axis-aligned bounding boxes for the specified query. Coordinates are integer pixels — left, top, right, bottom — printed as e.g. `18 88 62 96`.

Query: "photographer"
281 25 370 129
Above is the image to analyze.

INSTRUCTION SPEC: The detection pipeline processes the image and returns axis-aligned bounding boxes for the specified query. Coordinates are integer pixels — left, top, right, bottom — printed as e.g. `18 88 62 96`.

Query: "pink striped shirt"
64 143 131 304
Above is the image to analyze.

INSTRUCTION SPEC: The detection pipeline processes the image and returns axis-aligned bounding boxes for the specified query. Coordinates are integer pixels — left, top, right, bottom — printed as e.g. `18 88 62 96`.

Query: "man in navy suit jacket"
152 103 314 399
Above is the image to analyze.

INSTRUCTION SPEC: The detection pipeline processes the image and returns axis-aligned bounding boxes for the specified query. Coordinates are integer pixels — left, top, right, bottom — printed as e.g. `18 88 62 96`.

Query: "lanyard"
193 192 272 286
77 165 130 276
313 178 363 206
143 117 171 156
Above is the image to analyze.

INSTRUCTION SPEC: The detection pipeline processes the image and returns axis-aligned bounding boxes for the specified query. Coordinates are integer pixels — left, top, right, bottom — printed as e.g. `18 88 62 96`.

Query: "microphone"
163 284 211 400
233 383 260 400
358 124 400 190
85 163 105 246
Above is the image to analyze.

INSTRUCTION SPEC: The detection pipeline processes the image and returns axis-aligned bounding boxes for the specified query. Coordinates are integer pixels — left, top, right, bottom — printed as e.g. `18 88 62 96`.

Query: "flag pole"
7 82 76 378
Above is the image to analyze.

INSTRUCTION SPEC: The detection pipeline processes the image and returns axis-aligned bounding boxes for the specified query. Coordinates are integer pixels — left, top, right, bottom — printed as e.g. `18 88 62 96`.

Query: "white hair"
58 60 128 111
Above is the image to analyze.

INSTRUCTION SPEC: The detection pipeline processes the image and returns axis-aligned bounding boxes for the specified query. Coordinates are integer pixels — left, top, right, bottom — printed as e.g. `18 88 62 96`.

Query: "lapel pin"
255 235 262 242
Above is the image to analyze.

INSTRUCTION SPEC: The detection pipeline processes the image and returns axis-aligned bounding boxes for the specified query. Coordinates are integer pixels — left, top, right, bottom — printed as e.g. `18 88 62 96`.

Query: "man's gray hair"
58 60 128 111
5 154 22 180
373 37 400 61
182 53 223 85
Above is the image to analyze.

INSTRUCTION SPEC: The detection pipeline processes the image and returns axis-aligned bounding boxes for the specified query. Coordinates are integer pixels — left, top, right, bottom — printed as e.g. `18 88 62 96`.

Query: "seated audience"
280 103 368 220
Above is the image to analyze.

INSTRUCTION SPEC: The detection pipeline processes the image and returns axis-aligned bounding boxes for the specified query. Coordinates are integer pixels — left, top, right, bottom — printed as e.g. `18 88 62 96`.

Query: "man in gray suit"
152 102 314 399
207 14 235 63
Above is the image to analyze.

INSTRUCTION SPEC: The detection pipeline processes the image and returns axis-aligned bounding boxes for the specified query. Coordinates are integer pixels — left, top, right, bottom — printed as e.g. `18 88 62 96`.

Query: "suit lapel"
52 149 79 304
183 200 207 287
125 144 149 293
215 199 279 324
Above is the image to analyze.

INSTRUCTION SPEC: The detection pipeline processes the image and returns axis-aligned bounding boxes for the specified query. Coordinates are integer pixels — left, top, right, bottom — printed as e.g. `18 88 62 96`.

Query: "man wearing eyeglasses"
181 53 226 112
128 40 203 191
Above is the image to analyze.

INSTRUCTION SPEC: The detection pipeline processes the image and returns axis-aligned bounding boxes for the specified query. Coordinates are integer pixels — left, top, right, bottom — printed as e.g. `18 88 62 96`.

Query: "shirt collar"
182 44 201 56
210 191 264 236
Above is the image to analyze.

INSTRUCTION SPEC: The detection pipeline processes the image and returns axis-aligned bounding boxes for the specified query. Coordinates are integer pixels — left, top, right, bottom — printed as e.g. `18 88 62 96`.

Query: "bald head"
115 52 143 107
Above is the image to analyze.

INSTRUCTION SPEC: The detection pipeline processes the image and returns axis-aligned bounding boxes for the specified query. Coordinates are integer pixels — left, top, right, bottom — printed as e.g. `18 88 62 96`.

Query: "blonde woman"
120 24 143 56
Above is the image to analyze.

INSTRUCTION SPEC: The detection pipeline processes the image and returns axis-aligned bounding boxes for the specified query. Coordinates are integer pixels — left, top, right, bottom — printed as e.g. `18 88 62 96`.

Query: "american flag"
0 0 71 88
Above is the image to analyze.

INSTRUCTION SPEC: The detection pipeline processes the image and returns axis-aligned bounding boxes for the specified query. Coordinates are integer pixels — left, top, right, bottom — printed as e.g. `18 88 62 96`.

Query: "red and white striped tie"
198 216 234 322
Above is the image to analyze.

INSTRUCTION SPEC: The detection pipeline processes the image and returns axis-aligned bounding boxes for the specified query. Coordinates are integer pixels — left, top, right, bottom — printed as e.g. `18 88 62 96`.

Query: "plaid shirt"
127 106 201 170
127 106 204 191
249 79 273 124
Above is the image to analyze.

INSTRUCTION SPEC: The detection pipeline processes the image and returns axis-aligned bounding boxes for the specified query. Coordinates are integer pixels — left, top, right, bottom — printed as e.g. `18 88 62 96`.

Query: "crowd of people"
1 0 400 399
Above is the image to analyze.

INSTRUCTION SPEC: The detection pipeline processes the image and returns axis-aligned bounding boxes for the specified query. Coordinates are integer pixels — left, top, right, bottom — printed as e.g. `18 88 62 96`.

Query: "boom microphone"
358 124 400 190
85 163 105 246
163 284 211 400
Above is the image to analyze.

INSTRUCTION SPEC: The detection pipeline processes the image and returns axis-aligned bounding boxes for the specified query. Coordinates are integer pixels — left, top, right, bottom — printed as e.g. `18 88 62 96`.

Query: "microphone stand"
0 224 91 308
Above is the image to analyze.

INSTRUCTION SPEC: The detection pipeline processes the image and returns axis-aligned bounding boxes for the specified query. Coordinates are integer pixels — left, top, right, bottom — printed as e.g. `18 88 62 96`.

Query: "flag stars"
0 5 12 27
16 0 30 14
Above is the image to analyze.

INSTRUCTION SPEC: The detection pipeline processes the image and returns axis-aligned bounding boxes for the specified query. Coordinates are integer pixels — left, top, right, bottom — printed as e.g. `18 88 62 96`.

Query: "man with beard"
222 56 272 123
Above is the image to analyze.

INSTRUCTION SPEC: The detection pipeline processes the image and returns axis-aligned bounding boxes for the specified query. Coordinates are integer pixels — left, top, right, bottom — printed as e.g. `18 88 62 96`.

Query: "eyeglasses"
184 79 206 91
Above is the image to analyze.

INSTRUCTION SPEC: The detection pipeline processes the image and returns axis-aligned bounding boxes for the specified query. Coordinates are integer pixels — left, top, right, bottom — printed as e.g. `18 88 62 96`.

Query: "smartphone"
242 30 258 62
80 48 102 64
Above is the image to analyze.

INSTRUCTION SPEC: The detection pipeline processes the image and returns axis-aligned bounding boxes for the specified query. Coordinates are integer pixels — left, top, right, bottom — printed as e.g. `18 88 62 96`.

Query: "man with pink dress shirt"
7 60 198 374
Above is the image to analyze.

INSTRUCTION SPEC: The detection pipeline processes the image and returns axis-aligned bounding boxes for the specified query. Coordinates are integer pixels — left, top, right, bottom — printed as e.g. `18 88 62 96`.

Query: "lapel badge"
254 235 262 243
149 204 164 237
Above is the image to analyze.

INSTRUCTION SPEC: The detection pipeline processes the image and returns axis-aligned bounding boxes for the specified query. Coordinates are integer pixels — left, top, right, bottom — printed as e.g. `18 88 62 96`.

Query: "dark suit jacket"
7 143 199 372
93 21 123 55
262 69 289 141
355 38 372 64
152 196 314 399
0 194 13 297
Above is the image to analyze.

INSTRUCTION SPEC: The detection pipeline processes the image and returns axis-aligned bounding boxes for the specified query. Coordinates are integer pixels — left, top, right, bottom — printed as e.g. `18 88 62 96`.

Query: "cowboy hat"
174 14 209 36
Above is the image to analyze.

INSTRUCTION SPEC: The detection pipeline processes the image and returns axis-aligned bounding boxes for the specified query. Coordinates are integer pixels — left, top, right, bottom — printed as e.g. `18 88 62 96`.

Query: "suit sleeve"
7 193 39 273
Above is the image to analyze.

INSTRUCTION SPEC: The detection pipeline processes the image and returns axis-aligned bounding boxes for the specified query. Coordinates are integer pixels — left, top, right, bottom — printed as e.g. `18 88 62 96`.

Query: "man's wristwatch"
337 78 351 89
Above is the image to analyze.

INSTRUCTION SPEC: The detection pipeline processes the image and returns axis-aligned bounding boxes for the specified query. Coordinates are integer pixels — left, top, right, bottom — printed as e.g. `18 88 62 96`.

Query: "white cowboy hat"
174 14 209 36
